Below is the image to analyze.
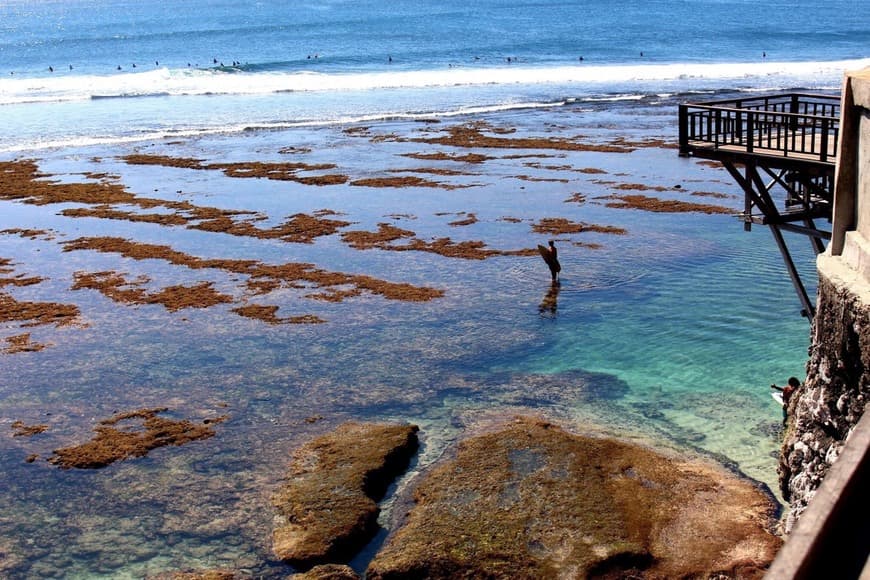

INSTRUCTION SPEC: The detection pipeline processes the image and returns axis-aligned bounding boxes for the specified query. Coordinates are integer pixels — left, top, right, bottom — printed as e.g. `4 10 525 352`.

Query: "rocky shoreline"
263 417 780 578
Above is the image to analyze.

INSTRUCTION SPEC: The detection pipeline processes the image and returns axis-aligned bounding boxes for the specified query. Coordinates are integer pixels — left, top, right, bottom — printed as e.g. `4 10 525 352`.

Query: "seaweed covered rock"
367 417 781 579
272 422 419 568
291 564 361 579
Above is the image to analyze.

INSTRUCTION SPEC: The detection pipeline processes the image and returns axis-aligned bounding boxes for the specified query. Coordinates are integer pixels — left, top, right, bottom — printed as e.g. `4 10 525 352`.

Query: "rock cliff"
779 271 870 531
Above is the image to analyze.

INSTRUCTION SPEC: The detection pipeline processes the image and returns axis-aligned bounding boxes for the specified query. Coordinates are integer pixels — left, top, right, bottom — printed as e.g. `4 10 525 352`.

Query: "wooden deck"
678 93 842 319
679 93 840 168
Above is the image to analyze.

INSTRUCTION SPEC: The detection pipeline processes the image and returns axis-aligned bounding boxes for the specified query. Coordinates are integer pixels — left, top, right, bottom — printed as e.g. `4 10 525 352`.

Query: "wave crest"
1 58 866 106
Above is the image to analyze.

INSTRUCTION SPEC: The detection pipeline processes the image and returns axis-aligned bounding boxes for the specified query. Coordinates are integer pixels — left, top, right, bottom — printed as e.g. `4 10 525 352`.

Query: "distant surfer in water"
538 240 561 281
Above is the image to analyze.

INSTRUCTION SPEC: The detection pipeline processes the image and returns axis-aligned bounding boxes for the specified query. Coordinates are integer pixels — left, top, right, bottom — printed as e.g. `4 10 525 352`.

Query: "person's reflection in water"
539 280 560 317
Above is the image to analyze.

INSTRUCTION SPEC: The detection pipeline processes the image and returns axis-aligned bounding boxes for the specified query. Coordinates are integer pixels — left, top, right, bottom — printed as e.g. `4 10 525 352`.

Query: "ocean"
0 0 868 577
2 0 869 152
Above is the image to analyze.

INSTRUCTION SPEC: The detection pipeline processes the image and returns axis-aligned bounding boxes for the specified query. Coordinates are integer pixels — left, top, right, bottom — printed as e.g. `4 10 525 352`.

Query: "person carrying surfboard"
771 376 801 420
538 240 561 281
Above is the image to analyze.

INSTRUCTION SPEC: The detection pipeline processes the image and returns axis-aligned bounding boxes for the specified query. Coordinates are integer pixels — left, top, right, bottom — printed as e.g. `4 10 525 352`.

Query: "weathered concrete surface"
367 417 781 579
779 270 870 531
272 422 419 568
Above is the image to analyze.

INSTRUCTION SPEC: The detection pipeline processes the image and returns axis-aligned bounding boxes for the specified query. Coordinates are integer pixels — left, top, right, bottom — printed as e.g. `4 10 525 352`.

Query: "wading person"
538 240 561 281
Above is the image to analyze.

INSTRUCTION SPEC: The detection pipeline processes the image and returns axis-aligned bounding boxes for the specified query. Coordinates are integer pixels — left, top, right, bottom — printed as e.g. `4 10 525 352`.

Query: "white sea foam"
1 58 867 106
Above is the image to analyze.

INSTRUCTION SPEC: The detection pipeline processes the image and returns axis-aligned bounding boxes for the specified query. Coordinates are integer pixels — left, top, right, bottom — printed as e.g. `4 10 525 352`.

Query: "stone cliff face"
779 272 870 531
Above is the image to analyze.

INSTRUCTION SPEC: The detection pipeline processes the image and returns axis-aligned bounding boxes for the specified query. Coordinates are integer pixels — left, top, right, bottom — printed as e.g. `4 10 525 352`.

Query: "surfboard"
771 391 784 405
537 244 561 273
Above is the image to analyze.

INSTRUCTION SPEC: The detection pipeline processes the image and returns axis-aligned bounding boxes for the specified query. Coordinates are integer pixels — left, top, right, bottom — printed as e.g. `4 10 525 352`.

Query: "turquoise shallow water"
0 1 843 574
0 99 814 576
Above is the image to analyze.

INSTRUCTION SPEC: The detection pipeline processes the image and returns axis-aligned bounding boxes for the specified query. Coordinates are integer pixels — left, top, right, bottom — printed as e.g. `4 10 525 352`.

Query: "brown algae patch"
63 236 444 304
1 160 350 245
1 159 147 207
402 152 494 164
446 212 478 227
11 420 49 437
62 207 190 226
412 123 636 153
47 408 227 469
602 194 733 214
349 176 466 190
0 258 44 288
0 292 82 328
387 167 472 177
692 190 733 199
532 217 627 236
122 155 349 186
3 333 49 354
0 228 56 241
71 271 232 312
341 224 522 260
147 283 234 312
232 304 325 325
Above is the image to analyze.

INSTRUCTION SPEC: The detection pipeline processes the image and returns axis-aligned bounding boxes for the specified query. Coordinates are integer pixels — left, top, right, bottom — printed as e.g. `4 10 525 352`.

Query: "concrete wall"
779 68 870 531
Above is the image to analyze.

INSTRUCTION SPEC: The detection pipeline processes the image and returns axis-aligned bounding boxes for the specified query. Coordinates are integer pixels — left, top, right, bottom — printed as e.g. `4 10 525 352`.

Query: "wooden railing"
679 93 841 164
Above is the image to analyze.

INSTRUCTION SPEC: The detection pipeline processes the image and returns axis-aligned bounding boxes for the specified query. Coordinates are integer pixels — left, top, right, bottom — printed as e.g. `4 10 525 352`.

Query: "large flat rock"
367 417 781 579
272 422 419 568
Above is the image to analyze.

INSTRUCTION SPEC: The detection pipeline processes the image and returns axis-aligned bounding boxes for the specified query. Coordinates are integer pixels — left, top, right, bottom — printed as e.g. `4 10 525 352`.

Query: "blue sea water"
1 0 869 152
0 1 867 577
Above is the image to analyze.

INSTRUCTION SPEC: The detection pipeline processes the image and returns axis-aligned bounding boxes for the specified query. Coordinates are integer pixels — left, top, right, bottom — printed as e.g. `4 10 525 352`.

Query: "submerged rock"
367 417 781 579
48 408 227 469
272 421 419 568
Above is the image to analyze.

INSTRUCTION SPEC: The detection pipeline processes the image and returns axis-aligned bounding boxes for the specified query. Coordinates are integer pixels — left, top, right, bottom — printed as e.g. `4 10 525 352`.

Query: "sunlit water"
1 0 857 575
0 101 816 577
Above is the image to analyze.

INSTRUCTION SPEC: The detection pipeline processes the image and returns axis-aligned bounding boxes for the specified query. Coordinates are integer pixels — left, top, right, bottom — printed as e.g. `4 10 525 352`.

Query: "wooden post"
770 224 816 319
678 105 689 156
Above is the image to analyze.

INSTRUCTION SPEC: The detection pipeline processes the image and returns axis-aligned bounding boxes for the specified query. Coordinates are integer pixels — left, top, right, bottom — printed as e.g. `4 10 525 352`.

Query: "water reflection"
539 280 560 317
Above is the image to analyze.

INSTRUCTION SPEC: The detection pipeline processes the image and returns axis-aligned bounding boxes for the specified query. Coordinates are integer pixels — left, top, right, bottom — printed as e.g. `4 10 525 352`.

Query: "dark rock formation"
272 422 419 569
779 274 870 530
367 417 781 579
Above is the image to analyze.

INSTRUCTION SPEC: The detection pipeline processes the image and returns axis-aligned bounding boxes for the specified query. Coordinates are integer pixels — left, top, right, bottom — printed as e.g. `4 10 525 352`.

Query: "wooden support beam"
769 225 816 319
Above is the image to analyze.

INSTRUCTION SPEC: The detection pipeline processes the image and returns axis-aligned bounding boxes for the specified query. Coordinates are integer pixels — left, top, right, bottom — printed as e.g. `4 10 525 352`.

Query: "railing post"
789 94 800 132
747 112 754 153
714 109 722 148
820 118 830 163
678 105 689 156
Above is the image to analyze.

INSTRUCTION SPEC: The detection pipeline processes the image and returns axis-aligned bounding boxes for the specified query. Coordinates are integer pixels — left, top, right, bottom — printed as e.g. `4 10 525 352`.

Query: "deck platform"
678 93 841 319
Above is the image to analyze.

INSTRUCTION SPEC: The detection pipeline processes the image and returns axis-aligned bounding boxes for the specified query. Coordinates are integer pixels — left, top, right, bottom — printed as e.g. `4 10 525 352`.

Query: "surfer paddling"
538 240 561 281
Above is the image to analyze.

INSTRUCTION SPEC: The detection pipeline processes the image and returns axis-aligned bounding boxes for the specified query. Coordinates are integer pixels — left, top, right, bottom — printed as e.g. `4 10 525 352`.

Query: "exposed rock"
778 273 870 531
272 422 419 569
367 417 781 579
291 564 361 579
